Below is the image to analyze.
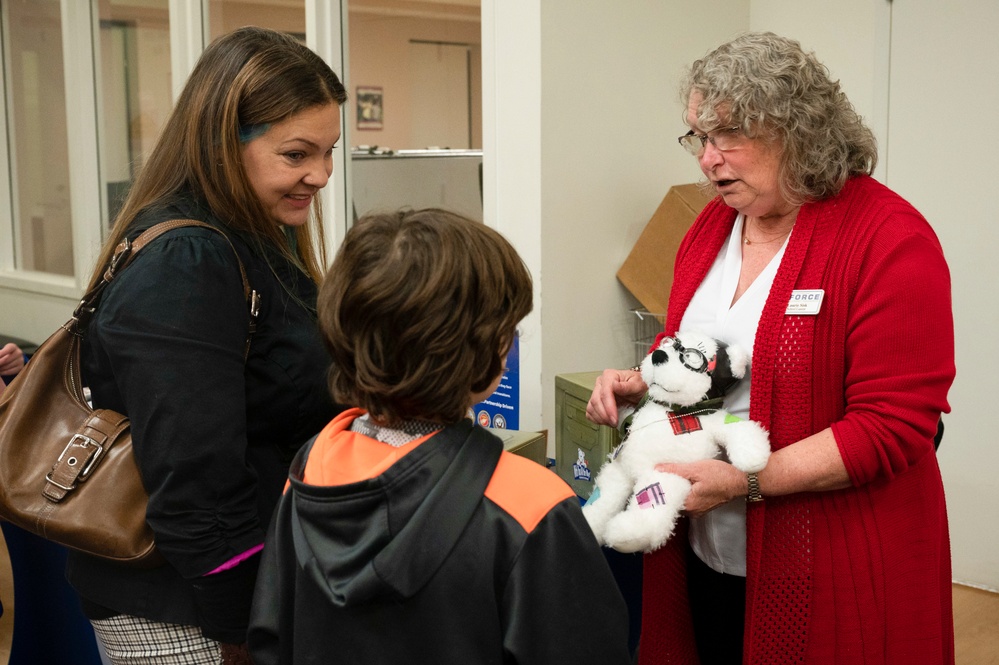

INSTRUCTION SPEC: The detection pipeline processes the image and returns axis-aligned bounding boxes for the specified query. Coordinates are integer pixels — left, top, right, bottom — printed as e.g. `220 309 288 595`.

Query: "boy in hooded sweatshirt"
248 208 631 664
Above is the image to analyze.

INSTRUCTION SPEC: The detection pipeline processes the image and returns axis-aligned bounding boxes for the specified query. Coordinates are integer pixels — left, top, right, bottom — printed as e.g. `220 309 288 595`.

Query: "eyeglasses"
677 126 744 157
660 337 709 373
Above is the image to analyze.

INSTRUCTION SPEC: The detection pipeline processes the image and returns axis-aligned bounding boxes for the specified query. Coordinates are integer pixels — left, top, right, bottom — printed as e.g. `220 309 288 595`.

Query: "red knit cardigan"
639 175 955 665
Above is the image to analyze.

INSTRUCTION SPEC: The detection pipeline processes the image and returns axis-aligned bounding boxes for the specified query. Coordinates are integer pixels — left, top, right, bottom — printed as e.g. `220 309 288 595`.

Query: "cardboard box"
616 183 715 316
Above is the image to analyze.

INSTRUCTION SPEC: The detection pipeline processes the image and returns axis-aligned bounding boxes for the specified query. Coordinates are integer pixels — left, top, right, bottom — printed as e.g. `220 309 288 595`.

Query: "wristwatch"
746 472 764 503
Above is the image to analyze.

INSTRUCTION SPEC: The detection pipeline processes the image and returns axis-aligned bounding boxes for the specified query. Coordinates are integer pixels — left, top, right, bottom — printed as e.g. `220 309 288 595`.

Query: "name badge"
786 289 825 315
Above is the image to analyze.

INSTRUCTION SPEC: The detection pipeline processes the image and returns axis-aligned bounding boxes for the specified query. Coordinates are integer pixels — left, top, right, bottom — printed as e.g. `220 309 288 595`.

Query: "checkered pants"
90 614 222 665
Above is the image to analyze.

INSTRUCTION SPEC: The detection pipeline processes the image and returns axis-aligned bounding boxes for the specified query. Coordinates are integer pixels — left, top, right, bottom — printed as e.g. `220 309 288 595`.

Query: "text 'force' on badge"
786 289 825 315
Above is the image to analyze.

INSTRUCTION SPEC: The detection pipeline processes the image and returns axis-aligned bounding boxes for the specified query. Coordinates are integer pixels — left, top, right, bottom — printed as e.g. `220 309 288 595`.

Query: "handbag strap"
73 219 260 355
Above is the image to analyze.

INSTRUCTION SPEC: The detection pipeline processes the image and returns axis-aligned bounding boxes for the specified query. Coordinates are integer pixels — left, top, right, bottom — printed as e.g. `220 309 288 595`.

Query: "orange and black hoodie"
248 408 631 664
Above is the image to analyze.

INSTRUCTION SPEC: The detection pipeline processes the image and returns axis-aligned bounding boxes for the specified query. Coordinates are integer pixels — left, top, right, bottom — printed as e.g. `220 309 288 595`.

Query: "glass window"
96 0 307 233
97 0 172 228
207 0 305 40
347 0 483 222
1 0 75 275
347 0 482 152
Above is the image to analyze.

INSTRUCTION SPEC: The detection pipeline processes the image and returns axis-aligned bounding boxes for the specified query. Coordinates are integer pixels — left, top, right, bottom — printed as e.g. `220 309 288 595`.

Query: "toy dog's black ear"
705 341 740 400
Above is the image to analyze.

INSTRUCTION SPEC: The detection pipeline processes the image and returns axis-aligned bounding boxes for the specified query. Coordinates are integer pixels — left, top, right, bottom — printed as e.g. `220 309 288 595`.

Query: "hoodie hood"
284 413 502 608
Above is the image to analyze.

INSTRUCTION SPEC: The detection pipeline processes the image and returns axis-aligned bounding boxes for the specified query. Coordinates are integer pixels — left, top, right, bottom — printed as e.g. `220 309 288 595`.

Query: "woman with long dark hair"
71 27 347 663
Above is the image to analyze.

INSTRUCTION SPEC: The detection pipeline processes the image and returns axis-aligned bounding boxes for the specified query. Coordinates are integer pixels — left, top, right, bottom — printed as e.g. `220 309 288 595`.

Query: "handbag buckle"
105 238 133 280
45 434 106 493
62 434 105 480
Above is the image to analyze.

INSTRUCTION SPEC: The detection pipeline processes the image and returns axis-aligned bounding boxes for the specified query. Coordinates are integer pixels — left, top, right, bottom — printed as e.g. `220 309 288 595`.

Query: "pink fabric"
204 543 264 576
640 175 955 664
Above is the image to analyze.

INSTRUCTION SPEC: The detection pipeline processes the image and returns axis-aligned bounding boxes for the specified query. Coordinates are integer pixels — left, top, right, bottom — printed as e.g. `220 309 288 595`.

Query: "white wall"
536 0 748 440
481 0 544 430
881 0 999 592
749 0 890 182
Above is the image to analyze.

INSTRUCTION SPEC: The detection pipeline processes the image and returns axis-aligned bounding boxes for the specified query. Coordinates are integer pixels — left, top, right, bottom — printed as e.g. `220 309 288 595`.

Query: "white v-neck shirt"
678 213 790 576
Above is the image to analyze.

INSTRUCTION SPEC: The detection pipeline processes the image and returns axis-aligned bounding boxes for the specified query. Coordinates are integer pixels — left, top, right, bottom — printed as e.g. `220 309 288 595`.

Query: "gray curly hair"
681 32 877 204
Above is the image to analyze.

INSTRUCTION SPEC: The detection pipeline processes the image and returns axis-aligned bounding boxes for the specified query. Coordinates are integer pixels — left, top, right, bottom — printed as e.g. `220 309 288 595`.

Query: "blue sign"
472 336 520 429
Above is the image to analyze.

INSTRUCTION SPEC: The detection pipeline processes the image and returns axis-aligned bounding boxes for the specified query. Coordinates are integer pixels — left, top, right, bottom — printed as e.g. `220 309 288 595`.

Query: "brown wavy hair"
318 209 533 425
86 26 347 292
681 31 877 204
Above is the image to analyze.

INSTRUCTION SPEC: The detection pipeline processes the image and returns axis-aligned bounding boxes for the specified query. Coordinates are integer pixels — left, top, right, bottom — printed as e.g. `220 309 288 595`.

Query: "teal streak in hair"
239 123 270 143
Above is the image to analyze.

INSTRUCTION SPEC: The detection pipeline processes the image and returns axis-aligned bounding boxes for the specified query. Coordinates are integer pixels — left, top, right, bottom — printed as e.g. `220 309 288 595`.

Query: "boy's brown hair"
318 208 533 424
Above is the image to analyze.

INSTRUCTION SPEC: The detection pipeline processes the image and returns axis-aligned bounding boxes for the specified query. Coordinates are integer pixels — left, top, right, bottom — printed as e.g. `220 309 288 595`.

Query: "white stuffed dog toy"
582 330 770 553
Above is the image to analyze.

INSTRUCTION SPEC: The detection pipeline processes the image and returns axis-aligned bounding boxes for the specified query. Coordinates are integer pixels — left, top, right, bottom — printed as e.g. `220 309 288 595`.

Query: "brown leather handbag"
0 219 258 567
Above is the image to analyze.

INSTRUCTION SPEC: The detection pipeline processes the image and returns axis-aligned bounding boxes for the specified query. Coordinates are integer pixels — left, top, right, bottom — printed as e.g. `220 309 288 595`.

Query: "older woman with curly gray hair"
588 32 954 664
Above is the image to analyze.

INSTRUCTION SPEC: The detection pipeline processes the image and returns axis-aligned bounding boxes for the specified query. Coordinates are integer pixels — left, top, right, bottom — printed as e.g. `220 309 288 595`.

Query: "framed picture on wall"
356 86 384 130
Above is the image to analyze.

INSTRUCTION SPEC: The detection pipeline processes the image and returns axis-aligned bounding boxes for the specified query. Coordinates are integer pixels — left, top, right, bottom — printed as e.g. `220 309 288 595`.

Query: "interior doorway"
408 40 473 149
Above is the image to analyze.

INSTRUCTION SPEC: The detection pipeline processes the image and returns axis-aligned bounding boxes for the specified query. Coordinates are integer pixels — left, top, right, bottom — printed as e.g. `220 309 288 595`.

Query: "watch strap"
746 472 764 503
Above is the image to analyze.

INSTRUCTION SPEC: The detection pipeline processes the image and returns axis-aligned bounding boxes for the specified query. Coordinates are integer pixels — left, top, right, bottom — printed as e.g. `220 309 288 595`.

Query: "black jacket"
248 411 632 664
69 195 339 642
